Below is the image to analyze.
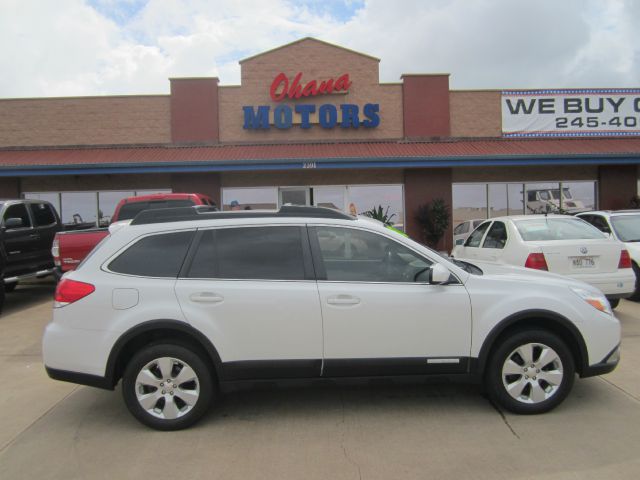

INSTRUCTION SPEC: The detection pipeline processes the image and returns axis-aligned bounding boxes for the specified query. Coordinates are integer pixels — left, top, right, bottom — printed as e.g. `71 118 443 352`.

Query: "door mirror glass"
430 263 450 285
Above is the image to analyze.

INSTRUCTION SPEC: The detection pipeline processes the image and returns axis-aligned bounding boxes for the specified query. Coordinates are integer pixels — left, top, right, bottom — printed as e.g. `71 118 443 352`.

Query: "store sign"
243 72 380 130
502 89 640 137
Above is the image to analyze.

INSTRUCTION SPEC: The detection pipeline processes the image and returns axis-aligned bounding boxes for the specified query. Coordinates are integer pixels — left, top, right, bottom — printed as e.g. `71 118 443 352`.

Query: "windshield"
550 190 560 200
539 191 550 201
514 217 606 241
611 214 640 242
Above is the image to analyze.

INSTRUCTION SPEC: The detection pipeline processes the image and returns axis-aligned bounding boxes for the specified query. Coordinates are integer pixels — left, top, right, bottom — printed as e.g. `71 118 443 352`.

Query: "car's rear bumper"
567 270 635 297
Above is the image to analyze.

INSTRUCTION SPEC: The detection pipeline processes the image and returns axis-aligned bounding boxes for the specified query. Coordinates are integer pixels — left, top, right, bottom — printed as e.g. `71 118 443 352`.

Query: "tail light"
51 237 60 267
54 279 95 307
525 252 548 271
618 249 632 269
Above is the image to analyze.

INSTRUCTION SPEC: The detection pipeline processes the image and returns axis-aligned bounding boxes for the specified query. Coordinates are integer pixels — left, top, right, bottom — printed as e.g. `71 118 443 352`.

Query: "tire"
122 343 214 431
608 298 620 309
4 282 17 293
485 330 575 414
628 262 640 301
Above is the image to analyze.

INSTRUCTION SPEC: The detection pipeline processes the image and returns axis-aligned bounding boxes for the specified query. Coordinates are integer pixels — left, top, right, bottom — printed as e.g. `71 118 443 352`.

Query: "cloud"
0 0 638 98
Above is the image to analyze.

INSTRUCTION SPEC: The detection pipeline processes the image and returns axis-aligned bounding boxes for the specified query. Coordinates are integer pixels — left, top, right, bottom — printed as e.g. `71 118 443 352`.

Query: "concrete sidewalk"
0 282 639 479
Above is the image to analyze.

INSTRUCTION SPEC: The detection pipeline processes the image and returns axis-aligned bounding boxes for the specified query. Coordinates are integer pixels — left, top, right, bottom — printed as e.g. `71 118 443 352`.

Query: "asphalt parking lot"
0 280 639 479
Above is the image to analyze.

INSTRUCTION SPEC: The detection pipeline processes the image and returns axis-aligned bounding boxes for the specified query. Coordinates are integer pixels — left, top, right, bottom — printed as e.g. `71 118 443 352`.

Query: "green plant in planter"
363 205 396 226
415 198 450 248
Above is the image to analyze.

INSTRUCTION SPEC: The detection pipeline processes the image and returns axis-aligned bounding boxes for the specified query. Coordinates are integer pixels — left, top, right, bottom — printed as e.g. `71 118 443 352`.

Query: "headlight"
570 287 613 316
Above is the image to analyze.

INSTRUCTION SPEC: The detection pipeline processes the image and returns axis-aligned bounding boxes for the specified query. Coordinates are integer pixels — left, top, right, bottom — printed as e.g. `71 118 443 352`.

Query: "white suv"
43 206 621 430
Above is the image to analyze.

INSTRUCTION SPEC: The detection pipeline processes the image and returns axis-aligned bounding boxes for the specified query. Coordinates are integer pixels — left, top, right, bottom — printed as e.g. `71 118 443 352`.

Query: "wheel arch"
105 320 223 388
474 309 589 377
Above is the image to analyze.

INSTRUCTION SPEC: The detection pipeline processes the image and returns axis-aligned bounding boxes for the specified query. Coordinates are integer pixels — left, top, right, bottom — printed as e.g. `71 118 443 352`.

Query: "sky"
1 0 639 98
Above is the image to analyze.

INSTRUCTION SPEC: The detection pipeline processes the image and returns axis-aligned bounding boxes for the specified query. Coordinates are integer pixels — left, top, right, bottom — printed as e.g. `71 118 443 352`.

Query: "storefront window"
525 182 561 214
452 184 487 228
507 184 525 215
453 181 597 224
222 187 278 210
61 192 98 226
561 181 596 212
24 192 61 217
488 184 508 218
347 185 404 228
313 186 345 211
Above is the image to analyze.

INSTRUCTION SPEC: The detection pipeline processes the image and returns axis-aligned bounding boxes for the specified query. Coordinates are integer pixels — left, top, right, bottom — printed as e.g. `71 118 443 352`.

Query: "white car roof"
578 210 640 218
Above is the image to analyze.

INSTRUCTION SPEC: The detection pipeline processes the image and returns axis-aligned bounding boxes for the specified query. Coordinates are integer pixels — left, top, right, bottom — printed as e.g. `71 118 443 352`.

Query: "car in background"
451 214 634 308
453 219 484 246
1 199 62 296
52 193 216 278
526 187 586 214
577 210 640 299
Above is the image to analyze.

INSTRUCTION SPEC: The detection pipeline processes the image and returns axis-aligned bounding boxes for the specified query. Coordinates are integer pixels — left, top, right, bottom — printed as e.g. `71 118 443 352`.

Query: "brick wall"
218 38 403 142
450 90 501 137
0 96 171 147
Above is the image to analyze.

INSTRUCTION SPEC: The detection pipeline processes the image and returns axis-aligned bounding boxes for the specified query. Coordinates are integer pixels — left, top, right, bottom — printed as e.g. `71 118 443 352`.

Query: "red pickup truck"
52 193 215 279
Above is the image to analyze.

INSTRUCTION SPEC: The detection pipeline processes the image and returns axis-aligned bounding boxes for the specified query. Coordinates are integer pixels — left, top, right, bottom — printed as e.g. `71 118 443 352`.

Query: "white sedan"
451 215 635 308
577 210 640 299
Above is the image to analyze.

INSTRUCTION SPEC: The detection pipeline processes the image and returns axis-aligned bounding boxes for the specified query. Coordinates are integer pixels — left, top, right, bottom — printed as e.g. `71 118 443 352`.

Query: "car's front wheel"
122 343 214 430
485 330 575 414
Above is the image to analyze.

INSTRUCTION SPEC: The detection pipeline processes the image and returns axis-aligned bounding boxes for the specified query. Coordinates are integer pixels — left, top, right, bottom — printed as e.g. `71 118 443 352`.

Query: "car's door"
479 220 508 262
27 201 59 268
309 225 472 376
175 225 323 381
1 202 40 277
455 221 491 260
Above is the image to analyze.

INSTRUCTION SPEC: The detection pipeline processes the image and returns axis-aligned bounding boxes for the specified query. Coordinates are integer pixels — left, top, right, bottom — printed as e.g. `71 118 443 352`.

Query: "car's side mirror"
4 217 23 229
430 263 450 285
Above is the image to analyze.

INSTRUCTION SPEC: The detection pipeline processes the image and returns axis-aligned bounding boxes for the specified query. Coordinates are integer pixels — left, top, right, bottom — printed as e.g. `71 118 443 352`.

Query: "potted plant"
415 199 450 249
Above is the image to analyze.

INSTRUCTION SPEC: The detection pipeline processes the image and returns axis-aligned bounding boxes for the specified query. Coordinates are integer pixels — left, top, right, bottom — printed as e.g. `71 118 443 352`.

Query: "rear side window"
482 221 507 249
109 231 195 277
117 200 195 221
186 226 305 280
29 202 56 226
465 221 490 247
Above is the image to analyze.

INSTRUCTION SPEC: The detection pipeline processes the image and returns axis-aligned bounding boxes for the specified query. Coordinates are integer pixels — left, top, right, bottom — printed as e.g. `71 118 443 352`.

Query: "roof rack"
130 205 355 225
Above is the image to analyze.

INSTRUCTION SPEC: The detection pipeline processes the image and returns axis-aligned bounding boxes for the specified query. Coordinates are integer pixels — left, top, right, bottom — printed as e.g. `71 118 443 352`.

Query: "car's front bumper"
581 344 620 378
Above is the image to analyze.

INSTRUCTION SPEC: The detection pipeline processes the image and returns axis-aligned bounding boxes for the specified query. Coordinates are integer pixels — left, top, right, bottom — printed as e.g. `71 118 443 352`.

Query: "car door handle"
189 292 224 304
326 295 360 306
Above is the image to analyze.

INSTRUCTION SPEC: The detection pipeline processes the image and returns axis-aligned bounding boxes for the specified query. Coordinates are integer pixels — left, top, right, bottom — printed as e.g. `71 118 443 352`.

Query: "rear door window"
482 221 507 249
186 226 307 280
29 202 56 226
108 231 195 277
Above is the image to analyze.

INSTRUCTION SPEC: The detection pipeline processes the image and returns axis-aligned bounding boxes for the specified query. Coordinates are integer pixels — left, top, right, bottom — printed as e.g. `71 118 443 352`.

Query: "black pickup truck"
0 199 61 311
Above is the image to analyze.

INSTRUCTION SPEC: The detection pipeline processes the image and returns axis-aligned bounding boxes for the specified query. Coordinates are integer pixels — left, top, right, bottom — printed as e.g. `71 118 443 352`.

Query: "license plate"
571 256 595 268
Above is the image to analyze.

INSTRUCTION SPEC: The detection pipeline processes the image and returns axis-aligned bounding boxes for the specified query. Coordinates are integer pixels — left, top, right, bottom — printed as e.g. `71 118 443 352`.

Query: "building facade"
1 37 639 251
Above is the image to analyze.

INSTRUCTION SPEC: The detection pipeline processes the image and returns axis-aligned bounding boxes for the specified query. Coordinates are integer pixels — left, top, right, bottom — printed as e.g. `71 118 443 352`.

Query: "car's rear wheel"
122 343 214 430
608 298 620 309
629 262 640 301
485 330 575 414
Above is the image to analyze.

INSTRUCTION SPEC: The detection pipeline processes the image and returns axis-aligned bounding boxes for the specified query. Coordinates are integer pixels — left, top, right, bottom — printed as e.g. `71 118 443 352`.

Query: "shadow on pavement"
2 277 56 317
